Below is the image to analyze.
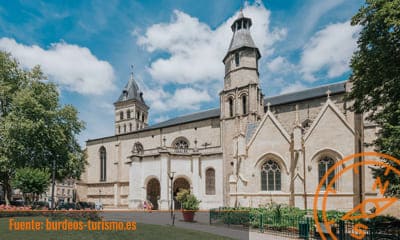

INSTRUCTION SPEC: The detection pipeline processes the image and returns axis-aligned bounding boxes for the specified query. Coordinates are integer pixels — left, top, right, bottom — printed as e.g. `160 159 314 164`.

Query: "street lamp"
50 156 56 210
168 171 175 225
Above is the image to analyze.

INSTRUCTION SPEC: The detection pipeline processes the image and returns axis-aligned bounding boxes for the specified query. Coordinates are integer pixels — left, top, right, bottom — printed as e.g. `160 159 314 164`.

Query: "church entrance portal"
173 178 190 210
146 178 160 210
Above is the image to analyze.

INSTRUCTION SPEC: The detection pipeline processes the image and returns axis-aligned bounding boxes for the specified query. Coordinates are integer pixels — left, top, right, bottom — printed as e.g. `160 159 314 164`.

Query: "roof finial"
326 89 331 99
267 102 271 112
295 104 300 126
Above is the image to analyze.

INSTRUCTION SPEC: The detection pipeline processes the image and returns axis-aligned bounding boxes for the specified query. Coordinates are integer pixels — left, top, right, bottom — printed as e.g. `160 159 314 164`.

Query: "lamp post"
50 156 56 210
168 171 175 225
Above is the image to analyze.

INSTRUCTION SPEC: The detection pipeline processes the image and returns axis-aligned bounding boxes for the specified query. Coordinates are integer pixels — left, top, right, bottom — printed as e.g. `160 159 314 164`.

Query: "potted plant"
176 189 201 222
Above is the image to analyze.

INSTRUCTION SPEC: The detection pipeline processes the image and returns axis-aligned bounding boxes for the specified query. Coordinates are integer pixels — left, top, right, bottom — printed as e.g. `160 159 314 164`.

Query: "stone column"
159 150 169 210
192 153 201 197
128 156 143 209
114 183 120 206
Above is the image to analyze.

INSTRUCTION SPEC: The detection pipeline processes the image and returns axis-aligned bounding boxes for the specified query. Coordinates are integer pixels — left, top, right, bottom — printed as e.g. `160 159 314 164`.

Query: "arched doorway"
146 178 160 210
173 178 190 210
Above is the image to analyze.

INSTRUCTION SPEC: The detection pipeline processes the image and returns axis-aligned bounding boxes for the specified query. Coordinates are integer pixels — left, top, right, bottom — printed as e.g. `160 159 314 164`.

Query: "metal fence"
209 208 400 239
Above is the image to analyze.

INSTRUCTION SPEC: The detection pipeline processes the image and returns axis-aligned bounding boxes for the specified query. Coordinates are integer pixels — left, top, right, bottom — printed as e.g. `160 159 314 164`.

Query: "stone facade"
77 13 383 212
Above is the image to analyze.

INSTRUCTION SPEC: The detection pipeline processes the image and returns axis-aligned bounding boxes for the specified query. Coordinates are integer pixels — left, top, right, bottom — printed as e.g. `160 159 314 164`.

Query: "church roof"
144 108 220 130
116 73 147 106
264 81 346 106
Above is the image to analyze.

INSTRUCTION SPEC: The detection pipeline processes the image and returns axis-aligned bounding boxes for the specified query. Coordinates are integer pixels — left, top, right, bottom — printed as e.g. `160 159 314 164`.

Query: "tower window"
129 123 132 132
228 98 234 117
127 110 131 119
124 124 126 133
120 111 124 120
137 111 140 119
235 52 240 66
118 125 121 134
242 95 247 114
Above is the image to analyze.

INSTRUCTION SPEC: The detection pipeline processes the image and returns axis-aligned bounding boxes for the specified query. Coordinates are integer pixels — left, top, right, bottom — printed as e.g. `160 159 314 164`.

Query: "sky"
0 0 364 146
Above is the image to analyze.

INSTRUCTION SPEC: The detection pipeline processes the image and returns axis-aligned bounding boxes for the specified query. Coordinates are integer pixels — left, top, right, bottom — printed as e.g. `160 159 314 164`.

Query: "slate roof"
144 108 220 130
116 73 147 105
264 81 346 106
246 122 259 142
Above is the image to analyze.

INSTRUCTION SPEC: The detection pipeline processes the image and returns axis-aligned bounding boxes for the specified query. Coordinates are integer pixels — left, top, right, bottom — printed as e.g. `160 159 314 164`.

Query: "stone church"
77 12 380 211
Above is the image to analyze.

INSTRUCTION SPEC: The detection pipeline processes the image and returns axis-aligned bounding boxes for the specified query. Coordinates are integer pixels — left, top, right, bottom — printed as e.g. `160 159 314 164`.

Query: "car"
77 201 95 210
57 202 78 210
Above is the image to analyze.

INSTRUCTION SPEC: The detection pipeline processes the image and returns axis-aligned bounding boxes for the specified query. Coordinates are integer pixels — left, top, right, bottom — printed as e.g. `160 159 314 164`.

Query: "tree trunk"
3 182 12 206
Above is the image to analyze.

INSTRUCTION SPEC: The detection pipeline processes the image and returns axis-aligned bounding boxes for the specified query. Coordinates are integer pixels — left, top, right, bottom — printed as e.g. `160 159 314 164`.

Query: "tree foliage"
12 167 50 203
348 0 400 196
0 51 86 204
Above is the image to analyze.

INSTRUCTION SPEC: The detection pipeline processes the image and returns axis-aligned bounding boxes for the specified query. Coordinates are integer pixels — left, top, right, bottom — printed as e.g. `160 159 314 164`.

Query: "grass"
0 216 233 240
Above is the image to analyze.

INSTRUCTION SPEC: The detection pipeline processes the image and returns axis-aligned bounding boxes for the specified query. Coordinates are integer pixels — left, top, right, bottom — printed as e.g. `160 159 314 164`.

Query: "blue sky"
0 0 364 146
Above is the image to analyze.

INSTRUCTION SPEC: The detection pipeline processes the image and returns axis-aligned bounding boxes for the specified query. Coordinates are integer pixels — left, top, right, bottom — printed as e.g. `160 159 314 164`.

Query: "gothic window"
132 142 144 154
235 52 240 66
129 123 132 132
136 111 140 119
318 156 335 190
229 98 234 117
173 138 189 153
99 147 106 182
120 111 124 120
205 168 216 195
142 114 145 122
124 124 126 133
118 125 121 134
127 110 131 119
261 160 281 191
242 95 247 114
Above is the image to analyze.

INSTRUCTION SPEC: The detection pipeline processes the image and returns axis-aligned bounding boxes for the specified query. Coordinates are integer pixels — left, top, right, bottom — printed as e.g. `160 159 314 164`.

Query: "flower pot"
182 210 195 222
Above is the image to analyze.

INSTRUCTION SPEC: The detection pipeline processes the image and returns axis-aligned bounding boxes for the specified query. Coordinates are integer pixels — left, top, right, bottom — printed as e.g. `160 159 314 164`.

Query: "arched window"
242 95 247 114
205 168 215 195
99 147 106 182
129 123 132 132
173 138 189 153
118 125 121 134
261 160 281 191
127 110 131 119
120 111 124 120
136 111 140 119
142 114 145 122
235 52 240 66
124 124 126 133
318 156 335 190
229 98 234 117
132 142 144 154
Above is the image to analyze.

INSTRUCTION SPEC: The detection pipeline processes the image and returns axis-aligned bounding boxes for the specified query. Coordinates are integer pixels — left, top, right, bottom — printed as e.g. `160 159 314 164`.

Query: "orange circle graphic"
313 152 400 240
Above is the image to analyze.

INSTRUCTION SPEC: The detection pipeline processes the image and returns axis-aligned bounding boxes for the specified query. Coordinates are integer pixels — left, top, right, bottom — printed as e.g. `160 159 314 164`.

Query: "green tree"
348 0 400 196
0 51 87 205
12 167 50 204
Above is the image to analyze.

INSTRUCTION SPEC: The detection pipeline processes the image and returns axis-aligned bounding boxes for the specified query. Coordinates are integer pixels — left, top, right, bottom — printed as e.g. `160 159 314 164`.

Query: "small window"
127 110 131 119
235 52 240 66
120 111 124 120
206 168 216 195
133 142 144 154
129 123 132 132
242 95 247 114
229 98 234 117
137 111 140 119
118 126 121 134
124 124 126 133
174 138 189 153
142 114 145 122
318 156 335 190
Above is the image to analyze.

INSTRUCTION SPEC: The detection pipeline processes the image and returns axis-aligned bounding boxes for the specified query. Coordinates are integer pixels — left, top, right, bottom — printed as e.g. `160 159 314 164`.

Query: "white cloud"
0 38 115 95
267 56 295 73
279 81 307 94
300 21 361 81
136 2 286 84
144 87 212 113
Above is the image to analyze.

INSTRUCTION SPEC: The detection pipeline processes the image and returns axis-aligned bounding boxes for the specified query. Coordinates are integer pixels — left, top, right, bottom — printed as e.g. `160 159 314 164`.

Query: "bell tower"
220 11 264 123
114 70 149 135
220 11 264 206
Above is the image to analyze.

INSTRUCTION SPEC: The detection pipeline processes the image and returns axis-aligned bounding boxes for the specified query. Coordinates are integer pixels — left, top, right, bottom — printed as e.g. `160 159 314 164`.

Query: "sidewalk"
101 211 295 240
